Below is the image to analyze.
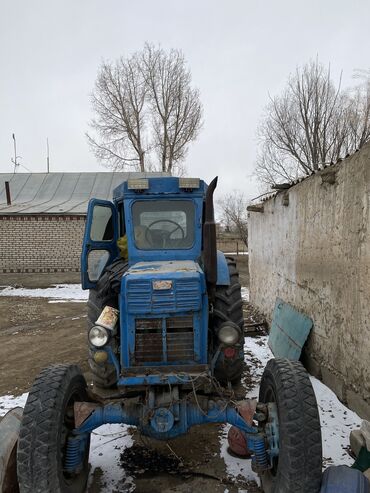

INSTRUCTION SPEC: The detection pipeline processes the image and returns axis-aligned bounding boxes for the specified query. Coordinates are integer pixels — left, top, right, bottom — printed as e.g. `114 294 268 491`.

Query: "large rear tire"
259 359 322 493
17 365 90 493
87 259 128 388
213 256 245 383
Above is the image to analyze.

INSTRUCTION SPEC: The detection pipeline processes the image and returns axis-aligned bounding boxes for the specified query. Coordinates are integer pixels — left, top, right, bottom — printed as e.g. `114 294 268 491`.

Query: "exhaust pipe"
203 176 218 302
5 182 11 206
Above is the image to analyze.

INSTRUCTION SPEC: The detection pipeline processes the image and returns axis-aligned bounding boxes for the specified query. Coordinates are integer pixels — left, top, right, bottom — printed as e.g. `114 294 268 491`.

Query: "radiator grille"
135 318 163 363
166 316 194 362
134 316 194 365
127 279 200 313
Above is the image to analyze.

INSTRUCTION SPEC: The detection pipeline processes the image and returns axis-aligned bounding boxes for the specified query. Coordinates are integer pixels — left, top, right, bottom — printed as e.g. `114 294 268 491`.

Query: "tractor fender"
216 250 230 286
0 407 23 493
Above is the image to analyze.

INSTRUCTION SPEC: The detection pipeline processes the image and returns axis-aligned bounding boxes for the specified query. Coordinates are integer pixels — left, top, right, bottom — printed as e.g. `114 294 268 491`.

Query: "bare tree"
218 191 248 248
255 59 370 187
87 55 148 171
142 43 203 174
87 44 203 173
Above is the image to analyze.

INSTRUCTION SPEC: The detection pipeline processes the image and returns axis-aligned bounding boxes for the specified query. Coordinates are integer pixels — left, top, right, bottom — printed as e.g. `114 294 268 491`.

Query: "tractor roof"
113 176 207 200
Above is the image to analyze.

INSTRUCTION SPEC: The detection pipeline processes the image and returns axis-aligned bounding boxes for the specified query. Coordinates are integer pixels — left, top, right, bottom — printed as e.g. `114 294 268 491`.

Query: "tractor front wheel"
17 364 90 493
259 359 322 493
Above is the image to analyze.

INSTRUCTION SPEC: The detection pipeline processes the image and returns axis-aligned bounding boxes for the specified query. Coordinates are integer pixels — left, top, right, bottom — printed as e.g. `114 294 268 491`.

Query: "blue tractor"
16 176 322 493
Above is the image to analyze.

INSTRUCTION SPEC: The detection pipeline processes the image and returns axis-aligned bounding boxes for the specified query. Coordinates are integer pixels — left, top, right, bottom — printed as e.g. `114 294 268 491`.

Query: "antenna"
46 137 50 173
11 133 20 173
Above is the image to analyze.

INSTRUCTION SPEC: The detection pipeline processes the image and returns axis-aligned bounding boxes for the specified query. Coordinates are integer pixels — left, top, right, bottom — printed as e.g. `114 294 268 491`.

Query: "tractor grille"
127 279 200 313
134 316 194 365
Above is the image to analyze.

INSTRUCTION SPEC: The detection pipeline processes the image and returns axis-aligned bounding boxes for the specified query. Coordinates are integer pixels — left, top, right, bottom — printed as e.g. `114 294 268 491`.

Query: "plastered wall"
249 143 370 419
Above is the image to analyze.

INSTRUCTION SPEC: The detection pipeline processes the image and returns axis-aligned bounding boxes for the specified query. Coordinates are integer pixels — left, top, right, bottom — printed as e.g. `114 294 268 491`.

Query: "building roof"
0 172 168 215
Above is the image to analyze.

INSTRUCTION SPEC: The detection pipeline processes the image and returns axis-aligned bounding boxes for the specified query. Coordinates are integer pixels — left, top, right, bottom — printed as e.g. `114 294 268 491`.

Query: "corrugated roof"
0 172 169 215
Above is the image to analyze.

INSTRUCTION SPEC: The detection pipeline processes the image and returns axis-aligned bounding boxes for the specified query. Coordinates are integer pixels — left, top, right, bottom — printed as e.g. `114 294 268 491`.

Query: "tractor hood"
121 260 207 315
126 260 203 276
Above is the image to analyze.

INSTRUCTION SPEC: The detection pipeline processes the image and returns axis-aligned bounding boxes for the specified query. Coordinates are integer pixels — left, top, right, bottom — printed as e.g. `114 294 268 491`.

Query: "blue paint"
105 346 120 381
320 465 370 493
151 408 175 433
216 250 230 286
118 372 206 387
80 199 119 290
73 399 260 444
119 260 208 376
268 298 313 360
264 403 280 459
64 433 89 473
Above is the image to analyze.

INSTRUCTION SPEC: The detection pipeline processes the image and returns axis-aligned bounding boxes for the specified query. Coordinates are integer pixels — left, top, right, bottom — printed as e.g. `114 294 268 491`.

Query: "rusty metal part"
74 402 99 428
0 407 23 493
96 306 119 331
237 399 258 426
227 426 252 458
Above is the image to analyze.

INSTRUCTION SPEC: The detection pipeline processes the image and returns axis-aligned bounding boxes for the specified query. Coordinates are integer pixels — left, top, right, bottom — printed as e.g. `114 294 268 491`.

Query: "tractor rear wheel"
213 256 245 384
17 364 90 493
87 258 128 388
258 359 322 493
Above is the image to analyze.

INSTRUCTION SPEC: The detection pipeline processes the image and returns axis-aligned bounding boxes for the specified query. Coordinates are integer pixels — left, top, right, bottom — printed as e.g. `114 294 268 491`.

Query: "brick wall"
0 215 86 273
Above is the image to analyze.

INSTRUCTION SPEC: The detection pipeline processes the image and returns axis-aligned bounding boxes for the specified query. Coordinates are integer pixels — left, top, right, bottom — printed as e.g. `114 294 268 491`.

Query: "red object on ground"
227 400 257 458
227 426 251 457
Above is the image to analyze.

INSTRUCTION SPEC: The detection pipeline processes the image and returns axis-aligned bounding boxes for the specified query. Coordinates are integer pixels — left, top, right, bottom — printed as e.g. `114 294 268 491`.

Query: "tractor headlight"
217 322 241 345
88 325 109 347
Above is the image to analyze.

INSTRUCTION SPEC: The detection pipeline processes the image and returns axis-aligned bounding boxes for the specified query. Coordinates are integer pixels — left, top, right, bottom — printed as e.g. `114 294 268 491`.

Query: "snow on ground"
0 284 88 303
220 424 259 488
88 424 135 492
241 287 250 302
0 393 28 416
219 334 362 490
312 377 362 467
0 293 363 491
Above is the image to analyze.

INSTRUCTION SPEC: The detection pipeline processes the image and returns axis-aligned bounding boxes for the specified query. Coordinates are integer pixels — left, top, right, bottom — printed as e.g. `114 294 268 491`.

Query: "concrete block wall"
0 215 86 272
248 143 370 420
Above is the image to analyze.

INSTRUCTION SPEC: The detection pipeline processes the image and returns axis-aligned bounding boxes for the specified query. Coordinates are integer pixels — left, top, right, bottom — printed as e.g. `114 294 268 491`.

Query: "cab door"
81 199 119 289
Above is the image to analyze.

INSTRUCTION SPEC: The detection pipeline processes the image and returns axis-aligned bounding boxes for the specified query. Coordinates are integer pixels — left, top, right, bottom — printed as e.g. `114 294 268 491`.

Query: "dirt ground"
0 257 262 493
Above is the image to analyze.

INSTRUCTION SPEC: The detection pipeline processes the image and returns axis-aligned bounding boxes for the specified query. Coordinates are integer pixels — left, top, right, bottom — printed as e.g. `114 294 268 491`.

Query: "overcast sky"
0 0 369 199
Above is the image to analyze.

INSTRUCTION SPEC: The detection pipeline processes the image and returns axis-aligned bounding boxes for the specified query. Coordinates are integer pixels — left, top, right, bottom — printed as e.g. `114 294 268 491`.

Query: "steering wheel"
145 219 185 247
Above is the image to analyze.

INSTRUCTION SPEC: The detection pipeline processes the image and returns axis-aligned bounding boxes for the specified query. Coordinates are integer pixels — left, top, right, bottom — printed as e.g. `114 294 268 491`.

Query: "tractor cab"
80 175 241 389
81 177 206 286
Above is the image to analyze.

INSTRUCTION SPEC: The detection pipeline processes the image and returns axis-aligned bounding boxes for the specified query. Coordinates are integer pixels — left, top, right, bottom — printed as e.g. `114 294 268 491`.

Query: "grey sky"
0 0 369 199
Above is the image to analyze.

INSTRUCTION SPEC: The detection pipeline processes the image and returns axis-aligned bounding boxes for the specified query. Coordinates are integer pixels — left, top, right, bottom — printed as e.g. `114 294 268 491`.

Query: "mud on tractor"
16 176 322 492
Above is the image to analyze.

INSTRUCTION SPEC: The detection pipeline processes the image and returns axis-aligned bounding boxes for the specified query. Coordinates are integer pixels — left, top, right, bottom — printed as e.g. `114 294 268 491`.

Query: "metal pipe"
203 176 218 300
5 182 11 206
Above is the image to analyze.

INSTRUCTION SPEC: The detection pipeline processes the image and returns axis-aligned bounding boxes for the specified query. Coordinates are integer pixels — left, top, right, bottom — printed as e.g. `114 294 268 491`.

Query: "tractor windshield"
132 200 195 250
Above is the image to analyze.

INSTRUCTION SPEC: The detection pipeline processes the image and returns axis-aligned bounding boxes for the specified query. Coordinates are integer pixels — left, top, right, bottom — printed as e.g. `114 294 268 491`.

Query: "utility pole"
46 137 50 173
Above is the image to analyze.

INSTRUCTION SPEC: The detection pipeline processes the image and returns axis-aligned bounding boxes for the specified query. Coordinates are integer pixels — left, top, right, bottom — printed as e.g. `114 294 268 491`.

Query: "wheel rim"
60 387 89 485
261 385 280 489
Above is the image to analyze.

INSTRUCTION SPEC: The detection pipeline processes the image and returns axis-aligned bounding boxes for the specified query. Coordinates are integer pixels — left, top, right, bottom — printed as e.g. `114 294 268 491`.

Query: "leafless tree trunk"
87 44 202 174
255 59 370 187
87 55 148 171
218 191 248 248
142 43 203 174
